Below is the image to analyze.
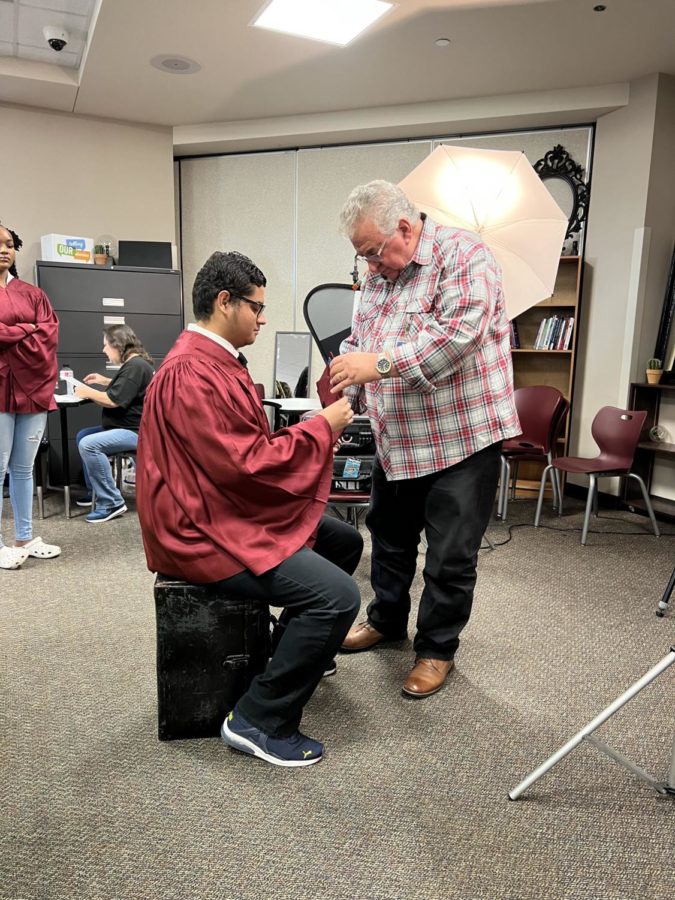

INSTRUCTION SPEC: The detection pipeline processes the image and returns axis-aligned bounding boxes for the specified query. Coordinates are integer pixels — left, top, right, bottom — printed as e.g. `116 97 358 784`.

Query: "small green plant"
93 244 105 255
647 358 662 370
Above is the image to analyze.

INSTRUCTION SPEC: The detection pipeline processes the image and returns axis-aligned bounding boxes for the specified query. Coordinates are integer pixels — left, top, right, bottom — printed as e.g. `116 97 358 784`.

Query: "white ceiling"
0 0 674 135
0 0 95 69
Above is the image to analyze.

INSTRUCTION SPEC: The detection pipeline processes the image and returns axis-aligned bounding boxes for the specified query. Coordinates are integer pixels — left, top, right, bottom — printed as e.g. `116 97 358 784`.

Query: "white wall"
574 74 675 496
1 104 175 279
642 75 675 500
642 75 675 371
180 151 297 392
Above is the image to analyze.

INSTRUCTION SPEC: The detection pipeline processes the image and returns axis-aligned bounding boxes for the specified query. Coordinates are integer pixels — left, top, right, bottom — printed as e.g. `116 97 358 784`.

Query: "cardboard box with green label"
41 234 94 264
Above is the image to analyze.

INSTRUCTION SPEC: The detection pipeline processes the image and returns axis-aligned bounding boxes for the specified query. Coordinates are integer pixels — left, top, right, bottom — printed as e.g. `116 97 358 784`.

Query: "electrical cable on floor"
482 519 675 549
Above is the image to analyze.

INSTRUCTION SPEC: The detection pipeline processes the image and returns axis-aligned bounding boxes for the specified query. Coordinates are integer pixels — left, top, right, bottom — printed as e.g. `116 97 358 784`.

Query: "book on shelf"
532 315 574 350
538 316 555 349
509 320 520 349
562 317 574 350
533 318 546 349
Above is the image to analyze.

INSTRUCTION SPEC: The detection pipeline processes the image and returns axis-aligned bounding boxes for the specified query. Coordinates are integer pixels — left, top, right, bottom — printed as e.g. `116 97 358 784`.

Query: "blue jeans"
0 411 47 545
76 426 138 511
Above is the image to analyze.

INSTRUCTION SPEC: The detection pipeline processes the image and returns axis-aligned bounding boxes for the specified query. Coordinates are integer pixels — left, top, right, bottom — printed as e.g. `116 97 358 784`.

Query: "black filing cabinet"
36 261 183 485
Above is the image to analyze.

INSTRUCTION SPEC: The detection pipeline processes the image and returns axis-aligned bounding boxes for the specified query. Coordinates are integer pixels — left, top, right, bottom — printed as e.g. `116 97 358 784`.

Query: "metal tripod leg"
656 565 675 617
509 647 675 800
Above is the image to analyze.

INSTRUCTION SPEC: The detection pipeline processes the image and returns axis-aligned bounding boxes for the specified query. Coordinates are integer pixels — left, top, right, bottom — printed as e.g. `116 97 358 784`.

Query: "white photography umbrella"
398 145 569 319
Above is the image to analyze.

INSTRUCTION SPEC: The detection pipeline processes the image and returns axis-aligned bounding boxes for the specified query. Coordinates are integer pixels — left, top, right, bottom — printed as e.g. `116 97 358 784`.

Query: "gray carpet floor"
1 487 674 900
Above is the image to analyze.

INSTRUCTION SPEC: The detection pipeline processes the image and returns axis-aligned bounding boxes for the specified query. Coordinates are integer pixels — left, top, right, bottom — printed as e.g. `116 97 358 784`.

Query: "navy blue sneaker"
76 492 93 507
221 709 323 768
85 503 127 524
323 659 337 677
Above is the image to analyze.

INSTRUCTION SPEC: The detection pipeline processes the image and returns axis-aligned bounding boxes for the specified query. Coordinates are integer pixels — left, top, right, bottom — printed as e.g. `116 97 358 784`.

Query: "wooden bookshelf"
624 382 675 521
509 256 583 485
511 256 581 395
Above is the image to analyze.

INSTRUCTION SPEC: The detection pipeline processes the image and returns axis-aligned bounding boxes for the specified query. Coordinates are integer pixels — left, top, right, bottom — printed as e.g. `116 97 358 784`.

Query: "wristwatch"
375 352 393 378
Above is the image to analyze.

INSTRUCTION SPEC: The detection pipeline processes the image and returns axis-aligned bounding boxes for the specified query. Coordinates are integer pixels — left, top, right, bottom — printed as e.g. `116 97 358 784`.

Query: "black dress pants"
365 442 501 660
221 516 362 737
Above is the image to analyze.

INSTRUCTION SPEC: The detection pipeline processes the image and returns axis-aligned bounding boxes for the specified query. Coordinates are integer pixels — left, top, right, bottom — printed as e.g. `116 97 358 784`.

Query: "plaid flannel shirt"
341 215 520 481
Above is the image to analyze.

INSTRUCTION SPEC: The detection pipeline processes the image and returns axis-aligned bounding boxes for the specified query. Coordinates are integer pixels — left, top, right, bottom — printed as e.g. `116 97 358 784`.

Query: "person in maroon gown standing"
137 250 361 768
0 224 61 570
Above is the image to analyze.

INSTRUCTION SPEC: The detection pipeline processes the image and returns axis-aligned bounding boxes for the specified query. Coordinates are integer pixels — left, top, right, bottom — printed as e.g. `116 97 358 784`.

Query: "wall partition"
180 151 297 390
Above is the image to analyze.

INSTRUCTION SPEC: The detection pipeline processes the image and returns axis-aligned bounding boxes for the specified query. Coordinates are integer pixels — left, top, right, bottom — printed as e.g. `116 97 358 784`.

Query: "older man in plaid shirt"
330 180 520 698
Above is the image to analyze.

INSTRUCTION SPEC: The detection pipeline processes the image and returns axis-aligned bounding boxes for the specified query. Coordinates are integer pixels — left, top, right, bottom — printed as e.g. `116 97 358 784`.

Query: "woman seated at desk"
74 324 153 524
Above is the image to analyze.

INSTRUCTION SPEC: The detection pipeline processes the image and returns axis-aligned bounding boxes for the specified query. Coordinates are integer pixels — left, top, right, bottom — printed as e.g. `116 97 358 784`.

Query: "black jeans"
365 442 501 660
221 516 362 737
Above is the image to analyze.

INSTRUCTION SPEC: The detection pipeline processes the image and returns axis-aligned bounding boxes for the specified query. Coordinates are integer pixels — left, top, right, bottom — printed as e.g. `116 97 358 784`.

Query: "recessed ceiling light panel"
251 0 394 47
150 55 201 75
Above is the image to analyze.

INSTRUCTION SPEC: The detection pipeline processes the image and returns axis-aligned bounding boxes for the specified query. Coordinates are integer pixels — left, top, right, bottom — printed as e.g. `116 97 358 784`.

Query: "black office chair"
303 283 355 362
330 452 372 527
111 452 137 491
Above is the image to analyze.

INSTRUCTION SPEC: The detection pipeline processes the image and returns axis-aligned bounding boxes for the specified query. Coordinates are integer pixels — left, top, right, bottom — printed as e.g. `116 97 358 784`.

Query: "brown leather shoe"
402 657 455 698
341 621 386 653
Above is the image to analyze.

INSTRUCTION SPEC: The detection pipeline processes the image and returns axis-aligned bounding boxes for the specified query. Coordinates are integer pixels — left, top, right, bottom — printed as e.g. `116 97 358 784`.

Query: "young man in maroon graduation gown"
136 251 361 768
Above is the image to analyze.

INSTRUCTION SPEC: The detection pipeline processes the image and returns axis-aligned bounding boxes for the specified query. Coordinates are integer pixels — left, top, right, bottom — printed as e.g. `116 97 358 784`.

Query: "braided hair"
0 223 23 278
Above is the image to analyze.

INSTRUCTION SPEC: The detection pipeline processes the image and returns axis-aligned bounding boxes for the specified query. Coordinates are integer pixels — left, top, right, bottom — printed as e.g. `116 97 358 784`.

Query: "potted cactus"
93 244 107 265
646 357 663 384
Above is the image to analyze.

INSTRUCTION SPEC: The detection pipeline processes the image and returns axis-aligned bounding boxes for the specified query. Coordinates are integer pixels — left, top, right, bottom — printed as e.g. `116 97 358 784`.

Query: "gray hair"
339 180 420 238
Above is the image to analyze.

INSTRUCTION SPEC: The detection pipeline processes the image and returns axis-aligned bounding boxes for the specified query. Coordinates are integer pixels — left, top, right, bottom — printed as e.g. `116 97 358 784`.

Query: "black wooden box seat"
154 575 270 740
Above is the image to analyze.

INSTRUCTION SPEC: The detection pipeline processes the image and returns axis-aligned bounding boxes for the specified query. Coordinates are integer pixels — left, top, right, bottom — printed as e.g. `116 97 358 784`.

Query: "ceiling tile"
20 0 94 14
18 5 86 47
0 3 15 42
15 3 86 68
18 43 78 65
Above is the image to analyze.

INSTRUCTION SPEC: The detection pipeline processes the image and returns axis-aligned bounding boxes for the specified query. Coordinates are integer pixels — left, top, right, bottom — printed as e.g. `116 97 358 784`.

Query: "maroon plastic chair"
534 406 660 545
498 386 569 521
328 489 371 528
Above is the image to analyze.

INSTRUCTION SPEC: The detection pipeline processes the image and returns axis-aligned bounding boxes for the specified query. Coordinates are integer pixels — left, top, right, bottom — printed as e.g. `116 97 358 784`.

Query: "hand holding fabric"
329 352 381 392
318 396 354 434
315 364 337 407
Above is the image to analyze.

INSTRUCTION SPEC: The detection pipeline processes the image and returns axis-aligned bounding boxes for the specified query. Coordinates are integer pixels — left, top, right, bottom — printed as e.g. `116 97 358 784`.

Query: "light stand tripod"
656 564 674 617
509 646 675 800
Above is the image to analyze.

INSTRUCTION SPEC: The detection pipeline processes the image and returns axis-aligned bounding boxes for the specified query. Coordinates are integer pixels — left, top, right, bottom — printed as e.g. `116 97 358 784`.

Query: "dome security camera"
43 25 69 52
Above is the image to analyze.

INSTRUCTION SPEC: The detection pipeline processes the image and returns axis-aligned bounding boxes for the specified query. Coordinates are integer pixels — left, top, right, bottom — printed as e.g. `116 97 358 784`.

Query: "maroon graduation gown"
0 278 59 413
137 330 335 583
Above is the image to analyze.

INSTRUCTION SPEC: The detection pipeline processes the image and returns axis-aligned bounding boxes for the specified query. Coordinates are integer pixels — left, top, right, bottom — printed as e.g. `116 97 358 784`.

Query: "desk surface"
262 398 322 412
54 394 88 406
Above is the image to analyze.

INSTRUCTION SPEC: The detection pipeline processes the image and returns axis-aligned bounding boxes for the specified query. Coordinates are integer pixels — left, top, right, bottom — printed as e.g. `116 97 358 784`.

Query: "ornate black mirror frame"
534 144 590 239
